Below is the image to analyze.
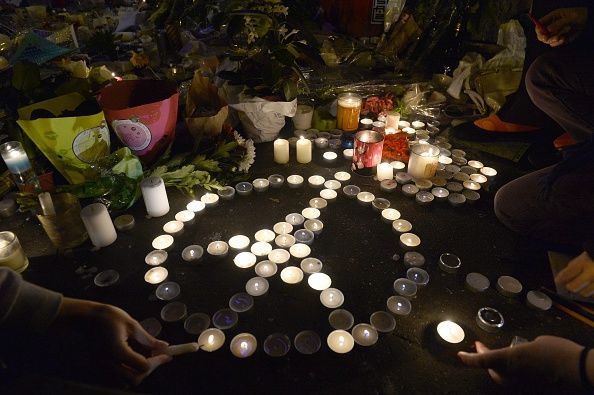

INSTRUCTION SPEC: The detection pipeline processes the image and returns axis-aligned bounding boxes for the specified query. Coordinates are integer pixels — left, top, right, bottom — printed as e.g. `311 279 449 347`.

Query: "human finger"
555 261 584 286
129 319 169 350
458 347 509 370
539 11 560 27
546 19 572 36
114 341 151 373
111 363 145 387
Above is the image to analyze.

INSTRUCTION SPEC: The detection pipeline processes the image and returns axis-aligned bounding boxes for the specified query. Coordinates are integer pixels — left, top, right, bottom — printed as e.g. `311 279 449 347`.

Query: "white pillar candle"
233 252 257 268
437 320 465 344
289 243 311 258
408 144 440 179
308 272 332 290
377 163 393 181
80 203 117 248
140 176 170 217
245 277 269 296
385 111 400 128
273 138 290 164
229 235 250 250
254 229 275 243
186 200 205 213
198 328 226 352
152 234 174 250
296 137 312 164
207 241 229 257
163 220 184 236
201 193 219 207
255 260 278 277
230 333 258 358
144 267 168 284
175 210 195 225
251 241 273 257
280 266 304 284
327 330 354 354
320 288 344 308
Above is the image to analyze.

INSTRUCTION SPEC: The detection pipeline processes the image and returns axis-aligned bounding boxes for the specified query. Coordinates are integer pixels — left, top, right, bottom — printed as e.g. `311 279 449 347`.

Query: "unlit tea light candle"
255 229 275 243
309 198 328 210
308 175 325 188
114 214 134 231
387 295 411 315
351 323 378 347
381 208 401 223
320 288 344 308
329 309 355 330
152 234 174 250
334 171 351 182
235 182 253 196
217 186 236 200
290 243 311 258
304 219 324 235
251 241 273 256
255 260 278 277
245 277 269 296
357 191 375 205
497 275 523 297
268 174 285 188
466 272 490 292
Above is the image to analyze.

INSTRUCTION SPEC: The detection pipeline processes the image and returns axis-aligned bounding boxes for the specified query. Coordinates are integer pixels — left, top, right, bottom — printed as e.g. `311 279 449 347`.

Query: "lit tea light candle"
233 252 257 268
387 295 411 315
372 198 391 212
431 187 450 201
207 241 229 257
268 174 285 188
324 180 341 190
370 311 396 333
468 160 484 170
289 243 311 258
470 174 487 184
377 163 393 182
252 178 270 192
301 257 323 273
182 245 203 262
302 207 321 220
275 234 296 248
245 277 269 296
308 175 325 188
381 208 401 223
309 198 328 210
268 249 290 264
273 221 293 235
402 183 419 198
175 210 195 225
163 220 184 237
351 323 378 347
230 333 257 358
251 241 273 256
334 171 351 182
308 272 332 291
323 151 338 162
437 320 465 344
294 229 315 245
144 267 168 284
343 184 361 198
356 191 375 206
285 213 305 227
480 166 497 177
392 219 412 233
320 189 338 202
217 186 236 200
80 203 118 248
274 138 289 164
327 330 354 354
287 175 304 188
294 330 322 355
395 172 413 185
304 219 324 235
400 233 421 249
463 181 481 191
342 149 353 161
439 253 462 273
315 137 329 149
407 267 430 286
439 155 453 165
380 179 398 193
280 266 304 284
198 328 225 352
390 161 406 170
255 260 278 277
415 191 434 206
152 234 174 251
186 200 206 213
254 229 275 243
235 181 253 196
140 176 170 217
146 250 168 266
201 193 219 207
229 235 250 250
496 275 523 297
320 288 344 308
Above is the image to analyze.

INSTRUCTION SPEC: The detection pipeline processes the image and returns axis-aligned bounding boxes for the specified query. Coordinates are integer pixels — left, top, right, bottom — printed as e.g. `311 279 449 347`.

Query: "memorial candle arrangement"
141 176 170 217
407 144 440 179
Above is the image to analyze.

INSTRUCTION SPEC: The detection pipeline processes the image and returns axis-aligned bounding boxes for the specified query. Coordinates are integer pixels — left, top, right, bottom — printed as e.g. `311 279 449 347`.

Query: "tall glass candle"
80 203 117 247
336 93 362 132
140 176 170 217
0 141 38 191
408 144 440 179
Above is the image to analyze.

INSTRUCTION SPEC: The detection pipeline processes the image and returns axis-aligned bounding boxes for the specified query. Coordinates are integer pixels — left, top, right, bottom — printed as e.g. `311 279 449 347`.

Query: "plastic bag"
483 20 526 71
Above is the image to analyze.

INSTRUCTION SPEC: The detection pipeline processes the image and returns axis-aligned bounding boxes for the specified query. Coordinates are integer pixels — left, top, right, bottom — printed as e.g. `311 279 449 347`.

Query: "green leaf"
211 141 239 160
283 79 298 101
194 158 221 172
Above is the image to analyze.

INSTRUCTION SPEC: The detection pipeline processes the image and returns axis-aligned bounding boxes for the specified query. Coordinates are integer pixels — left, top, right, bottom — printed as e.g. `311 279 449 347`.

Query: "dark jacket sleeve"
0 268 62 331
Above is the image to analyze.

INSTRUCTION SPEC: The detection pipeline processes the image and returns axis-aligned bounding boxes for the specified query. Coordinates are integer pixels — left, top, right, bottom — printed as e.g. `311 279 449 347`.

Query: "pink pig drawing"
112 117 152 152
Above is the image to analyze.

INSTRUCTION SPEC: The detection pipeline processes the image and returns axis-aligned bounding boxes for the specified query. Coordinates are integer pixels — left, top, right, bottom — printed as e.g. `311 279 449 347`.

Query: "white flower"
234 130 246 146
238 139 256 172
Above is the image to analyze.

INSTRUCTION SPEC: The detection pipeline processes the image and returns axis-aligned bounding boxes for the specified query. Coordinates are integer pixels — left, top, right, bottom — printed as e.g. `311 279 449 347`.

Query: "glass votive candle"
245 277 269 296
287 175 304 188
308 175 325 188
289 243 311 258
217 186 236 200
448 193 466 207
201 193 219 207
351 323 378 347
466 272 490 292
251 241 273 256
308 272 332 291
114 214 135 231
301 257 323 273
381 208 401 223
370 311 396 333
268 174 285 188
160 302 187 322
273 221 293 235
280 266 304 284
294 330 322 355
407 267 430 286
230 333 257 358
275 234 296 248
439 253 461 273
163 220 184 237
252 178 270 192
184 313 211 336
415 191 434 205
186 200 206 213
327 330 355 354
380 179 398 193
401 184 419 197
294 229 315 245
302 207 321 220
233 252 257 268
387 294 413 316
207 241 229 258
403 251 425 268
229 235 250 250
356 191 375 206
255 260 278 278
181 245 204 262
393 278 418 298
145 250 168 266
144 266 169 284
309 198 328 210
343 149 353 161
198 328 225 352
320 189 338 202
268 249 290 264
264 334 291 357
229 292 254 313
437 320 465 344
400 233 421 250
152 234 174 251
392 219 412 233
255 229 275 243
285 213 305 227
156 281 181 301
329 309 355 330
304 219 324 235
476 307 504 333
372 198 390 212
320 288 344 308
235 181 253 196
315 137 329 149
334 171 351 182
175 210 195 225
343 184 361 198
496 275 523 297
431 187 450 201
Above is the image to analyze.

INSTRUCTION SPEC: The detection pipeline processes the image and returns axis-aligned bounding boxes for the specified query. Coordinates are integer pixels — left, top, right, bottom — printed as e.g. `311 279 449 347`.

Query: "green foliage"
12 61 41 95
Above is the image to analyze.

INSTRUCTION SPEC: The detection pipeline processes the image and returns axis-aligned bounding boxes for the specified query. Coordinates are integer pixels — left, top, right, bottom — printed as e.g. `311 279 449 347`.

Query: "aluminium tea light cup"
400 233 421 249
445 164 461 174
233 252 257 268
287 175 304 188
470 173 488 184
451 149 466 157
431 177 447 187
320 288 344 308
480 167 497 177
94 270 120 287
254 229 275 243
268 249 290 264
252 178 270 192
156 281 181 301
323 151 338 162
300 257 323 273
327 330 355 354
114 214 135 231
304 219 324 235
390 161 406 170
497 275 523 297
217 186 236 200
255 260 278 277
526 290 552 311
289 243 311 258
280 266 304 284
181 245 204 262
403 251 425 268
402 184 419 197
380 179 398 193
396 172 413 185
294 229 315 245
431 187 450 201
320 189 338 202
175 210 195 225
264 334 291 357
285 213 305 227
229 235 250 250
381 208 401 223
437 321 465 344
207 241 229 257
370 311 396 333
415 191 434 205
453 157 468 166
476 307 504 333
463 181 481 191
414 179 433 191
163 220 184 237
186 200 206 213
439 253 461 273
235 181 253 195
468 160 484 170
466 272 490 292
145 250 168 266
251 241 273 256
393 278 418 298
315 137 329 149
343 184 361 198
453 172 470 183
372 198 391 212
230 333 257 358
448 193 466 207
392 219 413 233
324 179 342 190
329 309 355 330
387 295 412 316
229 292 255 313
201 193 219 207
357 192 375 205
302 207 321 220
351 324 379 347
308 175 325 188
273 221 293 235
184 313 211 335
460 166 476 175
309 198 328 210
275 234 296 248
463 189 481 204
308 272 332 291
334 171 351 182
152 235 174 251
407 268 430 286
439 155 453 165
197 328 225 352
268 174 285 188
294 330 322 355
435 169 453 179
160 302 187 322
245 277 269 296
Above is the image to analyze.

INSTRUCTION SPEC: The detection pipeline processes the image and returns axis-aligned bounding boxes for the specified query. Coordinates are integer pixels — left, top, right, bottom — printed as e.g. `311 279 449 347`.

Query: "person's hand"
458 336 583 388
537 7 589 47
55 298 172 386
555 251 594 298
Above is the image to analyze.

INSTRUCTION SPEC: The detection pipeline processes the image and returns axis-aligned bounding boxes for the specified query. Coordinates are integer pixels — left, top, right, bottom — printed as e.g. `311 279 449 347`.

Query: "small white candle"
230 333 258 358
377 163 393 181
439 156 453 165
386 111 400 128
463 181 481 191
252 178 270 192
390 161 406 170
273 138 289 164
287 175 304 188
400 233 421 249
251 241 273 256
320 189 337 202
229 235 250 250
301 257 323 273
308 272 332 291
140 176 170 217
398 120 410 129
233 252 257 268
175 210 195 225
144 267 168 284
323 151 338 162
470 174 487 184
255 260 278 277
207 241 229 257
254 229 275 243
412 120 425 129
289 243 311 258
156 342 200 356
275 234 296 248
324 180 341 190
273 222 293 235
145 250 168 266
308 175 325 188
245 277 269 296
163 220 184 236
304 219 323 235
268 249 290 264
198 328 225 352
356 191 375 205
437 320 465 344
80 203 117 248
113 214 135 232
334 171 351 182
480 166 497 177
152 234 174 250
320 288 344 308
351 323 379 347
201 193 219 207
280 266 304 284
186 200 205 213
343 149 353 160
302 207 321 220
296 137 312 164
381 208 401 223
327 330 354 354
309 198 328 210
181 245 203 262
217 186 236 200
468 160 484 170
392 219 412 233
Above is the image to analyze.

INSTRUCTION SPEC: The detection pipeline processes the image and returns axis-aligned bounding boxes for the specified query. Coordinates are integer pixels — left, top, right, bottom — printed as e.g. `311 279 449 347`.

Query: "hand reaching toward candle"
536 7 589 47
555 251 594 298
458 336 593 389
